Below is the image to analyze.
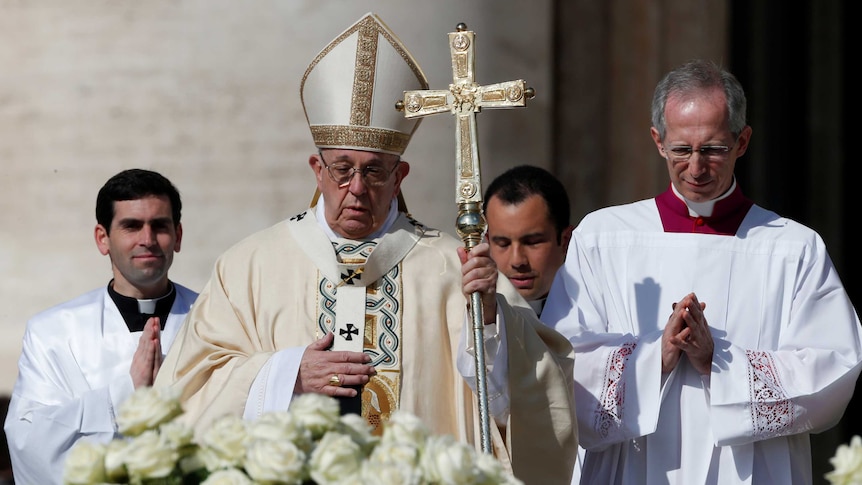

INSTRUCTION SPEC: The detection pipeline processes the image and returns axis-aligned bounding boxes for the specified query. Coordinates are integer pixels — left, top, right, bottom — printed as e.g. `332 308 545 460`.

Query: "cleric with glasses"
318 149 401 188
542 58 862 485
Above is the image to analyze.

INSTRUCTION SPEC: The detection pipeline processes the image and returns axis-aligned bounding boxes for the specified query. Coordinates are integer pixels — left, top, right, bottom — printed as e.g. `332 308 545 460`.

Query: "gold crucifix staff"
396 22 535 454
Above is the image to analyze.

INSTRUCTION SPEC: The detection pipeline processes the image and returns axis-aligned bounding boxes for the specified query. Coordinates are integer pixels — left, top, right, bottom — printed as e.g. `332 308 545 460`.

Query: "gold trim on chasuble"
317 240 402 435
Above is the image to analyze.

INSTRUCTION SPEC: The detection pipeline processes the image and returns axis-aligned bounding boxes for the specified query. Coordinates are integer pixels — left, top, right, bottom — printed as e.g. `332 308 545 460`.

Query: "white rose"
123 429 179 481
179 449 207 476
420 434 479 485
200 468 254 485
337 413 379 454
381 409 429 448
361 456 422 485
247 410 312 452
170 427 205 477
160 419 195 449
244 438 307 484
289 393 340 438
198 414 249 471
331 474 366 485
116 386 183 436
826 435 862 485
368 441 420 468
103 438 130 482
308 431 364 485
63 440 107 485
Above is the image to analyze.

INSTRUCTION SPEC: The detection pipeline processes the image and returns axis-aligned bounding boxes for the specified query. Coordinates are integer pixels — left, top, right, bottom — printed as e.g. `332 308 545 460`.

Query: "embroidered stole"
287 209 423 433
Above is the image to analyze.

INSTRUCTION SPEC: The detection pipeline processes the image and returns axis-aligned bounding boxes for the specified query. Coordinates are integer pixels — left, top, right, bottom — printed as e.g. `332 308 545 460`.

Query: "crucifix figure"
396 22 535 455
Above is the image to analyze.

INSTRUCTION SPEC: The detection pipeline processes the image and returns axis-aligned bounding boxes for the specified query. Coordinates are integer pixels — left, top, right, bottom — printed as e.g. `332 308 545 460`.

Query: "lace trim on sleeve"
746 350 796 438
595 341 637 438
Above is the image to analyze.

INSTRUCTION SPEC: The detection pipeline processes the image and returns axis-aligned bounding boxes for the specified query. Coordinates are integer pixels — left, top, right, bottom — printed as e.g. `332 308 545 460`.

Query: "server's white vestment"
4 284 198 485
157 204 578 484
542 186 862 485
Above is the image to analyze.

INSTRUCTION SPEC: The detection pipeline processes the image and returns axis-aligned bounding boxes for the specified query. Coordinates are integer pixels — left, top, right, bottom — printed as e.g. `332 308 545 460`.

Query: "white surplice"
4 284 197 485
542 192 862 485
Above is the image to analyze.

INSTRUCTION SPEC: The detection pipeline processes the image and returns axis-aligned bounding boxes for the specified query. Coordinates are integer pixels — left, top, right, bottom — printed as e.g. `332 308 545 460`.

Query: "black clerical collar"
107 280 176 332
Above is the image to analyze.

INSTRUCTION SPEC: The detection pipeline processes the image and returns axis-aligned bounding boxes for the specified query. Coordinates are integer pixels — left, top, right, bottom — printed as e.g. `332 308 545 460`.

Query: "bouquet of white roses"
64 386 523 485
826 435 862 485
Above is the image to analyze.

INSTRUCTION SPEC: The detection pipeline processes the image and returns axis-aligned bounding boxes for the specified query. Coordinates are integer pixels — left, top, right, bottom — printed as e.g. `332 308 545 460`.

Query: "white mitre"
300 12 429 156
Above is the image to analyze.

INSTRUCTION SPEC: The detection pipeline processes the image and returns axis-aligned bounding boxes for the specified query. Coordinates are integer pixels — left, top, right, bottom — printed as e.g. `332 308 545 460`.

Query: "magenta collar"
655 184 753 235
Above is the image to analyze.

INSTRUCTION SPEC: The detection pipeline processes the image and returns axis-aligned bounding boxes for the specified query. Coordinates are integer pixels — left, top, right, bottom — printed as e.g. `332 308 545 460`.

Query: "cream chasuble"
287 207 421 431
157 209 578 484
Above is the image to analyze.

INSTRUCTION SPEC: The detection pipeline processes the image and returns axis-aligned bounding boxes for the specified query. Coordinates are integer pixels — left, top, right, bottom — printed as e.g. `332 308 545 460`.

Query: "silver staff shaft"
470 288 492 453
457 201 492 454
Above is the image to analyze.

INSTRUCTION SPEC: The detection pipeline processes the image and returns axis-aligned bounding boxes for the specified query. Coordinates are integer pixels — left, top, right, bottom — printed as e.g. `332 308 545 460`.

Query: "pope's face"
310 149 408 239
94 195 182 299
651 87 751 202
486 194 572 302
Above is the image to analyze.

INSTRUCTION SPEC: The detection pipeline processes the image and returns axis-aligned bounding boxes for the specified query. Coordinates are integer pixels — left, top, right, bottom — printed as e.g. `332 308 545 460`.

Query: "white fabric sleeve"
708 239 862 446
457 295 510 422
4 387 126 485
4 331 134 485
243 345 305 420
543 243 665 450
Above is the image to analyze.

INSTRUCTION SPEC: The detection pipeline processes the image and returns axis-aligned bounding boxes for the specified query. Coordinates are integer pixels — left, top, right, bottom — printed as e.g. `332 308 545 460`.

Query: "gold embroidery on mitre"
351 17 377 127
310 125 411 155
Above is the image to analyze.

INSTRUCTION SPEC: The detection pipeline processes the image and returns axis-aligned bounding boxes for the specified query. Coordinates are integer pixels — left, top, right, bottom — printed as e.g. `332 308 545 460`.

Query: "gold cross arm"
401 89 451 119
472 80 529 109
401 80 528 120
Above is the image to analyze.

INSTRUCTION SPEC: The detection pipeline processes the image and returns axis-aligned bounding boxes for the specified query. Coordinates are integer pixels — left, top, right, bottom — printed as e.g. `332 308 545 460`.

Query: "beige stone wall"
0 1 551 392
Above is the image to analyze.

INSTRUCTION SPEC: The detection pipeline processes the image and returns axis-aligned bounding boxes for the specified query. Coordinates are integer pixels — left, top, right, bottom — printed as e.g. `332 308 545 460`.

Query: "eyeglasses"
318 151 400 188
663 138 738 162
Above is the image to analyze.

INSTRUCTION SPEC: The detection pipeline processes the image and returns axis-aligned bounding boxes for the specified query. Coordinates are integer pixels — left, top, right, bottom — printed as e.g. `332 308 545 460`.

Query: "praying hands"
662 292 714 375
130 316 163 388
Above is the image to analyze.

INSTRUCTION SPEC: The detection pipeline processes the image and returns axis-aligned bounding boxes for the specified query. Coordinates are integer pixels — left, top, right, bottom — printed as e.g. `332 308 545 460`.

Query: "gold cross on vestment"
337 267 364 287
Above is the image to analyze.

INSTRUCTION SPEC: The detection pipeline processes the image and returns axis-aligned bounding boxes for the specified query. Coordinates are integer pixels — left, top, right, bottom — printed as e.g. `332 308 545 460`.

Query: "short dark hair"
483 165 571 243
95 169 182 233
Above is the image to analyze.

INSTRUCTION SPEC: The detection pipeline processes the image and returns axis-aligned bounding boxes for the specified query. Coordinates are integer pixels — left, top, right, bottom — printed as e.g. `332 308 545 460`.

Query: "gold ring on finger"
329 374 341 387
